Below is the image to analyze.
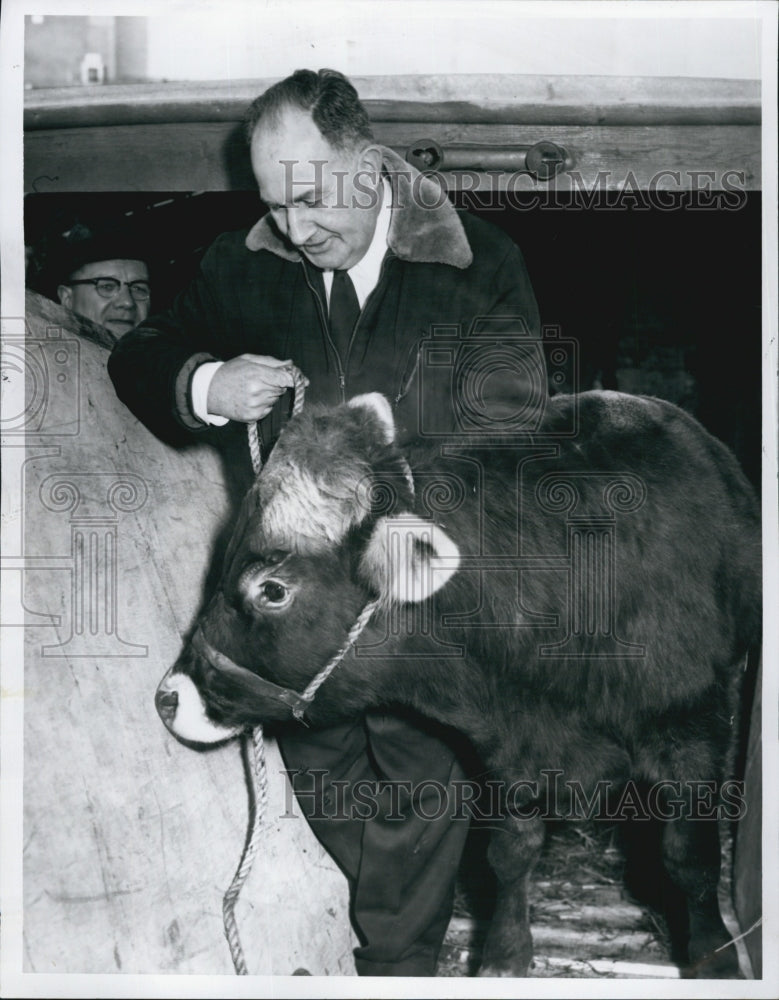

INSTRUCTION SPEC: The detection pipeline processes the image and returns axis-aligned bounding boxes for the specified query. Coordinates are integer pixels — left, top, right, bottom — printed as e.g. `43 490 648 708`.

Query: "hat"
30 222 152 299
57 223 150 277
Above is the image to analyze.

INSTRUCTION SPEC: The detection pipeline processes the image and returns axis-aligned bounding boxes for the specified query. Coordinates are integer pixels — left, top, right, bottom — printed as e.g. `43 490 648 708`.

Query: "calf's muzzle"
155 661 243 745
155 686 178 723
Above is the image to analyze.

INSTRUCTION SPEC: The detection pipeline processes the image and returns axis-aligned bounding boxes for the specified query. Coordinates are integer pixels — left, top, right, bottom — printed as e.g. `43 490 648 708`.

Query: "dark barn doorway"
25 189 762 489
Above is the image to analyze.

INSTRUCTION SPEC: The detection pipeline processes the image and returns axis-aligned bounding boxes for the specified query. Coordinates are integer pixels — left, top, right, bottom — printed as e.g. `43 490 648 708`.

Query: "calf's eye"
261 580 288 604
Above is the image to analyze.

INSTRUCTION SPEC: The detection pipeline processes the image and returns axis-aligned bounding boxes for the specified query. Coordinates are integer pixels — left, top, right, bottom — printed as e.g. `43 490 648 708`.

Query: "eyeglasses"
67 277 151 302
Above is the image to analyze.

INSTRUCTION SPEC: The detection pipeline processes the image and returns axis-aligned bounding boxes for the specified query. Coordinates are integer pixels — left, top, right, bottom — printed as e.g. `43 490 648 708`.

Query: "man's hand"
206 354 297 422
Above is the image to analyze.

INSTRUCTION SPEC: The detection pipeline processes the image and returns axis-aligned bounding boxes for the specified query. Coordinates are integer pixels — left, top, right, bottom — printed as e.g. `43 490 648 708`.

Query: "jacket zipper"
301 263 347 400
395 346 422 405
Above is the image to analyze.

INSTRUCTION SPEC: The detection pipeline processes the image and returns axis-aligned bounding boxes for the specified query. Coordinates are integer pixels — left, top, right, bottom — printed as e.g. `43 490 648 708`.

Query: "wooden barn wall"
24 74 761 193
19 291 356 975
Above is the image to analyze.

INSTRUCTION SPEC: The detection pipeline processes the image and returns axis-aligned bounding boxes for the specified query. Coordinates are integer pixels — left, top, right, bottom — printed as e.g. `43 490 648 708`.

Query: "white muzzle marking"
157 670 241 744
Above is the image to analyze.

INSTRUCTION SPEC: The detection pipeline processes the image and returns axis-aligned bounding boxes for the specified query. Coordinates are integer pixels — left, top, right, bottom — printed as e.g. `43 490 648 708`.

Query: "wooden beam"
25 121 761 192
24 74 761 129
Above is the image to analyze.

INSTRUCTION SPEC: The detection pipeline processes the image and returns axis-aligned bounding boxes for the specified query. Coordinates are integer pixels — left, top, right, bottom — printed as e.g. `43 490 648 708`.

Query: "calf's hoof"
477 925 533 977
477 948 532 978
683 941 743 979
477 962 531 978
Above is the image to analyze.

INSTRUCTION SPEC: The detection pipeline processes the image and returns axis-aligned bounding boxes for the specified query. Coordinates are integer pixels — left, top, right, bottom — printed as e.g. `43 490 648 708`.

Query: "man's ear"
57 284 73 310
360 514 460 604
357 144 383 185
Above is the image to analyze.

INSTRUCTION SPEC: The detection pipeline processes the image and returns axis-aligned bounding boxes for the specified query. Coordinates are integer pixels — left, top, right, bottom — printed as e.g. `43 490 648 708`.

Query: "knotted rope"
222 368 377 974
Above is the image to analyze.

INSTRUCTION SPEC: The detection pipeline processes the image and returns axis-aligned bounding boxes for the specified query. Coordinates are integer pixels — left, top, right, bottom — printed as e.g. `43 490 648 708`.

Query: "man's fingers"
240 354 296 387
206 355 306 421
264 368 297 388
242 355 293 368
244 384 288 406
239 404 276 422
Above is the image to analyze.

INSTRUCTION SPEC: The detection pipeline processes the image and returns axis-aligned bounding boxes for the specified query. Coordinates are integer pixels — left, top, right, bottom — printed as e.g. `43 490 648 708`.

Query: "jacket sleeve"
108 234 242 445
453 237 547 433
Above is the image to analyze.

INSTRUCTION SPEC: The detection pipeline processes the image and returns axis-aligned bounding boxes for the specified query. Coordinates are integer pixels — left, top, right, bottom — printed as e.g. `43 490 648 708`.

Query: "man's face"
58 259 150 337
250 107 382 271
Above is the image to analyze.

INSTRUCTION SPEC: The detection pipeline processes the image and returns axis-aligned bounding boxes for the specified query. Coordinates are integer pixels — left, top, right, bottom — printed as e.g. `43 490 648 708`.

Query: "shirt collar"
322 177 392 309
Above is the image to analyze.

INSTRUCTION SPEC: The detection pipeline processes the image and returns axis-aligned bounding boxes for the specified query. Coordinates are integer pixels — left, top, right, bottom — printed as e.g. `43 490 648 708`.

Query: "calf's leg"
478 812 545 977
661 814 741 978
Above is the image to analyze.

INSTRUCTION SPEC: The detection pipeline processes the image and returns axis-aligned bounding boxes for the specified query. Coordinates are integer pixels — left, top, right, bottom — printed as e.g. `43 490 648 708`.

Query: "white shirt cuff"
191 360 229 426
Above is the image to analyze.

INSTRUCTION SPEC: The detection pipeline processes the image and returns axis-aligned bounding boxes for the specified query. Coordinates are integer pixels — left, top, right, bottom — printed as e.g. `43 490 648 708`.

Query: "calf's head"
155 394 460 744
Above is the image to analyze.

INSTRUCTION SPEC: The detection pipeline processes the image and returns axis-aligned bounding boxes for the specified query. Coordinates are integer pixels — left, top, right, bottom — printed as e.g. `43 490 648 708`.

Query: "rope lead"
223 726 268 974
223 370 375 973
223 367 306 975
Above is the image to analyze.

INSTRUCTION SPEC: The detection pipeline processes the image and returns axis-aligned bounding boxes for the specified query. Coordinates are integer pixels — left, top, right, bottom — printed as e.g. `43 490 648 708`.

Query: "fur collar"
245 145 472 270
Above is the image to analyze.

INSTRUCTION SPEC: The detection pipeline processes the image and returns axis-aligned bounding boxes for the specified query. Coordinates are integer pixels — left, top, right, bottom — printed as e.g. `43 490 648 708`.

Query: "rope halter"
192 594 378 726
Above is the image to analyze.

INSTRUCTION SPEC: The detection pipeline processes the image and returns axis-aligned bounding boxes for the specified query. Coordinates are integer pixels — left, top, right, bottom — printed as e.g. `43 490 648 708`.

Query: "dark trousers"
279 710 471 975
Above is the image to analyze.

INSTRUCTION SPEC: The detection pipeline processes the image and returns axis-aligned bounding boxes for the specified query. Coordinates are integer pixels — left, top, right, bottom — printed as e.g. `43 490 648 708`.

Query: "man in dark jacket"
109 68 545 976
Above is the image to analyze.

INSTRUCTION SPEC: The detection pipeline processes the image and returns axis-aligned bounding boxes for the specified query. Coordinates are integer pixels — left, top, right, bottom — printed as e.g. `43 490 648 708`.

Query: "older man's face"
250 107 382 271
58 259 150 337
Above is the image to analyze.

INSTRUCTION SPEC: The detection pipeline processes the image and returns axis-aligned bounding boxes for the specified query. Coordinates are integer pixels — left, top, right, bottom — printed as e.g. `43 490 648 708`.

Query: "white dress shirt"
192 178 392 425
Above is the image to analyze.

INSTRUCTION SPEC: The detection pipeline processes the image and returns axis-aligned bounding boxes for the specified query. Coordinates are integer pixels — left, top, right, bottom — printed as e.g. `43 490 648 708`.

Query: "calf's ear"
348 393 396 444
360 514 460 603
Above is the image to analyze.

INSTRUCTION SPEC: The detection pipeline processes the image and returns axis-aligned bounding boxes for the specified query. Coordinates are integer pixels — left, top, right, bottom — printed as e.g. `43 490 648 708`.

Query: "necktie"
329 269 361 365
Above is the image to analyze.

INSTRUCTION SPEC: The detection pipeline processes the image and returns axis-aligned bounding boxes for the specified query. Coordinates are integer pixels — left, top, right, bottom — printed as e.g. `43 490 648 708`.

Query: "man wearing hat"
44 225 152 339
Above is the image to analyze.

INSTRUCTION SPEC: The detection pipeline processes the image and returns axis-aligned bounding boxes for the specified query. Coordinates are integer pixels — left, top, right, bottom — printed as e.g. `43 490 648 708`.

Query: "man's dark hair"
244 68 374 150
